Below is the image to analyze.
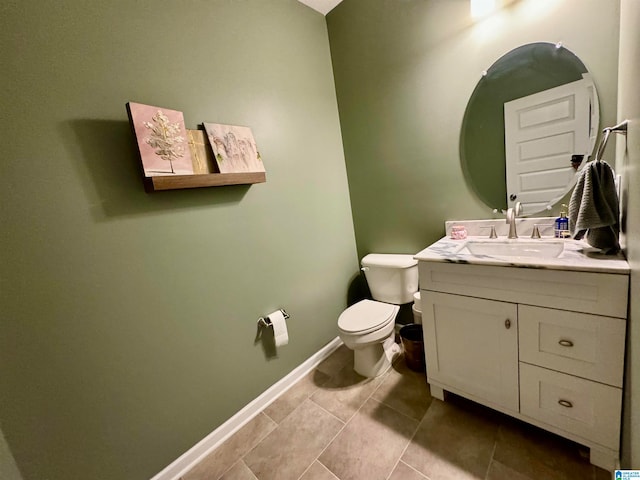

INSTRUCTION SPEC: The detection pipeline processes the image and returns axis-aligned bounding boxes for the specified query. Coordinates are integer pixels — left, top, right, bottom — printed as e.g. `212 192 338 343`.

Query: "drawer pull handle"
558 399 573 408
505 319 511 329
558 339 574 347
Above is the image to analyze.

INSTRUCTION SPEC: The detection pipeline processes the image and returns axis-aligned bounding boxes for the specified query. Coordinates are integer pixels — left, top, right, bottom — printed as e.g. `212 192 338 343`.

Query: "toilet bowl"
338 254 419 378
338 300 401 377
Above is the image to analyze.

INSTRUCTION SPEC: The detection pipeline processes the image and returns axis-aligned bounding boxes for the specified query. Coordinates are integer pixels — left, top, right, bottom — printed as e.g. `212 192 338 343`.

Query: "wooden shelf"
144 171 266 191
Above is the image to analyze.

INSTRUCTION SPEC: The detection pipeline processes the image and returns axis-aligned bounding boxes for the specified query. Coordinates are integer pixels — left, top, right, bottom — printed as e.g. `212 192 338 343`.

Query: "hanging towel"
568 160 620 253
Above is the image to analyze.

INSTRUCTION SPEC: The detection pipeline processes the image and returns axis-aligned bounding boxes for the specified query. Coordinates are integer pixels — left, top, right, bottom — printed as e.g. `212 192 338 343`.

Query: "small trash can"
399 324 425 372
412 291 422 325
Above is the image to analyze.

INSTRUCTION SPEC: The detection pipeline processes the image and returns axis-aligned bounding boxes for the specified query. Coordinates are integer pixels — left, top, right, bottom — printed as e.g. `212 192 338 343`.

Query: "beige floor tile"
183 412 277 480
493 418 595 480
388 461 430 480
184 348 606 480
401 399 499 480
319 398 419 480
310 363 384 422
316 345 353 377
244 399 343 480
299 461 339 480
486 460 534 480
219 460 258 480
263 369 331 423
372 357 432 420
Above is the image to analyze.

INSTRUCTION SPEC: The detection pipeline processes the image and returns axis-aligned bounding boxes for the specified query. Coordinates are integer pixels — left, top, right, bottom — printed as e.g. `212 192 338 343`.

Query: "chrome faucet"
505 202 523 239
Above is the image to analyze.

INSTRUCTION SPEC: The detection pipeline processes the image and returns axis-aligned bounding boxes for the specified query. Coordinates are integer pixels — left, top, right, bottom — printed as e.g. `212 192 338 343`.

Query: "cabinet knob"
558 399 573 408
505 319 511 329
558 339 574 347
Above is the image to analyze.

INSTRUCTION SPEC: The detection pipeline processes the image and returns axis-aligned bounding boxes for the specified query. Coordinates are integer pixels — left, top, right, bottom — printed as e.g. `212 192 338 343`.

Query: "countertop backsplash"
445 217 557 238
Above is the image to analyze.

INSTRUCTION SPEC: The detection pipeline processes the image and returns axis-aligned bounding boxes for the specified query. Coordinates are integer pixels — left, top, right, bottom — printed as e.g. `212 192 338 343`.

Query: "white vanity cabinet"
419 261 629 471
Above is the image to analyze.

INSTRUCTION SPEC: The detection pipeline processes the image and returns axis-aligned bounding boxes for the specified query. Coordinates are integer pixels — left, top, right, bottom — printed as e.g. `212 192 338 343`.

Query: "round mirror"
460 42 599 216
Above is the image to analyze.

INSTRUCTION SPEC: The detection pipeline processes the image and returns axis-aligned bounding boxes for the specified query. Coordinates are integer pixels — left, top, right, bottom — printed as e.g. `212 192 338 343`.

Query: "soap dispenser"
554 204 570 238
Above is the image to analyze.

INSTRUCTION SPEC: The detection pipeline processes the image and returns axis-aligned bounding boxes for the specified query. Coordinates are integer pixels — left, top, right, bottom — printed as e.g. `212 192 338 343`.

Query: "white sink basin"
461 239 565 258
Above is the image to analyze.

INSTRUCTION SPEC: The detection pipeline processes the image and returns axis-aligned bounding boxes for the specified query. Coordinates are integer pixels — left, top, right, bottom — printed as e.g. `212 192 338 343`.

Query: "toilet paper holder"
258 309 290 328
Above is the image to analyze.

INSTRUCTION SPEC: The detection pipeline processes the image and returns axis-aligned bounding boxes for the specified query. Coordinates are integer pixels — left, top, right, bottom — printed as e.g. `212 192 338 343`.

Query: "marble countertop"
414 219 629 275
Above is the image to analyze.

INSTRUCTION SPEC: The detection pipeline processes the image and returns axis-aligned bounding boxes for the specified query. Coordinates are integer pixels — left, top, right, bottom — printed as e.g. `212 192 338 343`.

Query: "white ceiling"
297 0 344 15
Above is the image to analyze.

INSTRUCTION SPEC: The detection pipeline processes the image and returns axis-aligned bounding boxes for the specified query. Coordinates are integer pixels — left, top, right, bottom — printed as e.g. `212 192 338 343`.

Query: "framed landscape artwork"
126 102 194 176
203 122 264 174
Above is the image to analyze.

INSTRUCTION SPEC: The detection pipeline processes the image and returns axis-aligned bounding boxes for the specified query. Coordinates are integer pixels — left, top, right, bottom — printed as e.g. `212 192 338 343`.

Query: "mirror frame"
460 42 599 215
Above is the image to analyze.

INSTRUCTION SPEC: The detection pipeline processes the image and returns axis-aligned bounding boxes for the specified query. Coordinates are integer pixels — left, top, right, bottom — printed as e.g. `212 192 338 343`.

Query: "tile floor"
182 344 611 480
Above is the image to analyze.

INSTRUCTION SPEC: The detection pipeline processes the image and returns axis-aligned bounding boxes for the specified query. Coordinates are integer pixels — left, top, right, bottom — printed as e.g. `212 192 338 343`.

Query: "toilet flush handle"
361 267 370 272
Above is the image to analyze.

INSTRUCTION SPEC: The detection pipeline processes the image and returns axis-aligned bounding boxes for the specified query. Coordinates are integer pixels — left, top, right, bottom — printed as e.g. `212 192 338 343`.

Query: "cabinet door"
422 291 519 412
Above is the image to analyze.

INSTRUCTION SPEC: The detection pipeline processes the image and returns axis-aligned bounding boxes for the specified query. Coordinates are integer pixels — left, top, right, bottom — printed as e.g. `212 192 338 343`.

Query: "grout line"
248 354 353 480
317 460 341 480
483 441 499 480
262 363 426 480
370 364 433 424
261 409 278 424
214 459 246 480
368 396 423 425
264 366 340 427
386 405 428 480
212 413 277 480
385 458 401 480
364 364 426 480
262 385 310 426
295 460 315 480
277 355 419 480
297 414 348 480
302 372 389 480
369 365 393 396
373 387 431 424
308 397 348 425
245 398 346 480
243 459 259 480
399 460 432 480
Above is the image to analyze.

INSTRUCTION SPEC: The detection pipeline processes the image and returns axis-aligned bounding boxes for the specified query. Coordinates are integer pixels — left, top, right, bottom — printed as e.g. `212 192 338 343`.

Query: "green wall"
1 0 633 478
327 0 620 258
0 1 357 479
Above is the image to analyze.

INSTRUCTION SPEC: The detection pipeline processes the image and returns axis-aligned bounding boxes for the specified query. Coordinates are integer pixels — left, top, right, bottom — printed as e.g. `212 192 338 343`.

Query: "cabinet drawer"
520 363 622 449
519 306 626 387
419 262 628 318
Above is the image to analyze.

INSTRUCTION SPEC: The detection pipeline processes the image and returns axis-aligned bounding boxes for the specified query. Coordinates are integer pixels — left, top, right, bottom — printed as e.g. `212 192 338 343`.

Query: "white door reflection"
504 75 599 213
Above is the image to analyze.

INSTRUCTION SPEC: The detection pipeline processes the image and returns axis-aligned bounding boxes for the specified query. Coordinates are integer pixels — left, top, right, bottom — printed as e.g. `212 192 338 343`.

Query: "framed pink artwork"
126 102 194 177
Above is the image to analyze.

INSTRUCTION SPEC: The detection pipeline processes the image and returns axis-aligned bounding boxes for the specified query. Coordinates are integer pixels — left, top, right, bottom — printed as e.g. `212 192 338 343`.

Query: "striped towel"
568 160 620 253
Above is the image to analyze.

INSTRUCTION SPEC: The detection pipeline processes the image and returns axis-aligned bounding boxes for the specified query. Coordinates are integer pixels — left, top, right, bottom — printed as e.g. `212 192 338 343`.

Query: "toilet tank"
361 254 419 304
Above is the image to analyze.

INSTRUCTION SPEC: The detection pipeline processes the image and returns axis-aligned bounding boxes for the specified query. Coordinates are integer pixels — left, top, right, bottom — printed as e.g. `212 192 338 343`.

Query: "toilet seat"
338 299 397 335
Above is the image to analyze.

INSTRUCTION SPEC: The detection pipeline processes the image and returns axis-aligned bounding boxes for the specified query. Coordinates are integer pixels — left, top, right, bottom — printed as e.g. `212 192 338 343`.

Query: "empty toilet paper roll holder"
257 309 290 328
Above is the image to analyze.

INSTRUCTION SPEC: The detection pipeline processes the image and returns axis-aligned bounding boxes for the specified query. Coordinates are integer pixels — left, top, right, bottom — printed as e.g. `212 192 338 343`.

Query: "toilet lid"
338 300 397 334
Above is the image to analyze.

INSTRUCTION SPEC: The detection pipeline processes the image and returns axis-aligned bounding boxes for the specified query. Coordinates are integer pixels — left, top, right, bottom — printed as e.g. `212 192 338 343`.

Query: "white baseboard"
150 337 343 480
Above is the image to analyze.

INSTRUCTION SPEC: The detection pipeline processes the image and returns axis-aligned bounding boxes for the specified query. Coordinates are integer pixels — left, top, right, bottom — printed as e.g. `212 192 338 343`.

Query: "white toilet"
338 254 419 377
